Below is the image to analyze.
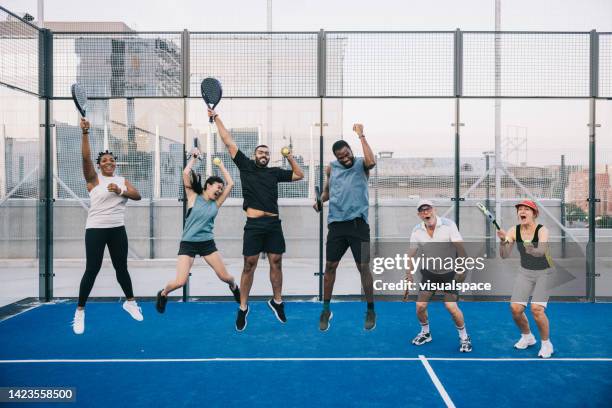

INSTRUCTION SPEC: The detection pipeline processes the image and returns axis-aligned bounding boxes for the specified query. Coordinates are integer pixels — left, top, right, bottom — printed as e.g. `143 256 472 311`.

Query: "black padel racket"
200 77 223 124
71 84 88 117
315 186 322 212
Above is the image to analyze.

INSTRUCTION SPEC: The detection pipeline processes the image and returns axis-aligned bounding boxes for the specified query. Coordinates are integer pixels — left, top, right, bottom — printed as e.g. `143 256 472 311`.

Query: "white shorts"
510 266 553 308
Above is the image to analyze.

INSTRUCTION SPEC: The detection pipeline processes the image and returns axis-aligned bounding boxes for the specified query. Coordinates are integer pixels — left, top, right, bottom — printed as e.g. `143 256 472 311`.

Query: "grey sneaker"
365 309 376 331
319 310 333 331
459 336 473 353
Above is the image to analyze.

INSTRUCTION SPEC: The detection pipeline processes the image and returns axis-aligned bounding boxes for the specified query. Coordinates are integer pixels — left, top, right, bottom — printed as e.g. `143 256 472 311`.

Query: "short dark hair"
254 144 269 153
332 140 351 155
96 150 117 165
205 176 224 188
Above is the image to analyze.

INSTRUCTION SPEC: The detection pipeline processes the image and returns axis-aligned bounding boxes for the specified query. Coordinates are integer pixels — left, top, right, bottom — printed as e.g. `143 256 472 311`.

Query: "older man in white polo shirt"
404 199 472 352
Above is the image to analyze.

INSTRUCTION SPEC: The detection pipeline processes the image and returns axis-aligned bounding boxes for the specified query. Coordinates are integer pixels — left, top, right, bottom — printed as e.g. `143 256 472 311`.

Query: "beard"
255 158 269 167
340 158 354 168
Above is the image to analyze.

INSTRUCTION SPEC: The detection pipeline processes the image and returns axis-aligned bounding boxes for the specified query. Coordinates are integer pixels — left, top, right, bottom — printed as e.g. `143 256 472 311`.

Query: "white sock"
522 332 533 339
457 326 468 340
240 305 248 311
420 322 430 334
273 298 283 305
75 309 84 316
126 300 136 305
541 339 551 345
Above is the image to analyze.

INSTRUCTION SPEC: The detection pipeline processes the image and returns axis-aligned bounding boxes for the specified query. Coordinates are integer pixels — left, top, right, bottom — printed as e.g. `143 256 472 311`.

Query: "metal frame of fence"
1 5 610 302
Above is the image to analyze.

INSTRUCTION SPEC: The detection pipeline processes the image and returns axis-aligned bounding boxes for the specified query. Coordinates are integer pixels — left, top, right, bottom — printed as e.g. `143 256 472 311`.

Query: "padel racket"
191 137 202 161
201 77 223 124
71 84 88 117
477 202 501 231
314 186 322 212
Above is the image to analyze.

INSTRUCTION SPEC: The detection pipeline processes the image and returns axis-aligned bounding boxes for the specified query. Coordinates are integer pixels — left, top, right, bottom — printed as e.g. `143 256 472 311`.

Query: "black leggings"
78 226 134 307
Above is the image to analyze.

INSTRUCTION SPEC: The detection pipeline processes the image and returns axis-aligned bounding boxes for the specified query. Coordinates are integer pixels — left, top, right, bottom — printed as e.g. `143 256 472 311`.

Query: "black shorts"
419 269 458 295
178 240 217 257
243 216 285 256
326 217 370 264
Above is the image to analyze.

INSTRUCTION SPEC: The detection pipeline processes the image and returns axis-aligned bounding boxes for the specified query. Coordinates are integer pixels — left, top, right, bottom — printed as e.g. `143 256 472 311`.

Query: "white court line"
0 357 610 364
419 355 456 408
0 302 42 323
0 357 421 364
426 357 612 362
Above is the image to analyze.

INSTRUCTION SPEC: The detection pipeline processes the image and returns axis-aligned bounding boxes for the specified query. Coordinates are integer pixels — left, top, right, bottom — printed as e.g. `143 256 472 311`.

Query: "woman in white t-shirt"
72 118 143 335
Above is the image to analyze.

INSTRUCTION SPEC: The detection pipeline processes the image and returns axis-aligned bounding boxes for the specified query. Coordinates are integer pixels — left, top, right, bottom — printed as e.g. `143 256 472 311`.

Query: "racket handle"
493 220 501 230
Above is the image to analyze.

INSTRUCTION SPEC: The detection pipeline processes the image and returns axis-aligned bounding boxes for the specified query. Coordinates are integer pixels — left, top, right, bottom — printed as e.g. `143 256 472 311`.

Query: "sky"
2 0 611 32
1 0 612 165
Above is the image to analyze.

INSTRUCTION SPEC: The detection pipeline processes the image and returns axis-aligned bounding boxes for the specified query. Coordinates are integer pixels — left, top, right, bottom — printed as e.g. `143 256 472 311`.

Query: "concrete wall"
3 199 612 304
1 198 577 259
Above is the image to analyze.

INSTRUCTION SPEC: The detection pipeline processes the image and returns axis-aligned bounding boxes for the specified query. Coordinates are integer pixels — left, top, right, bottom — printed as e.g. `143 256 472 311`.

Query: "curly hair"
96 150 118 165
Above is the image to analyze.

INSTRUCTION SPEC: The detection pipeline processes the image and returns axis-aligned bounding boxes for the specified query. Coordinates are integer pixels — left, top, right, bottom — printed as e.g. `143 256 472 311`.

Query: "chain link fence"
1 4 611 301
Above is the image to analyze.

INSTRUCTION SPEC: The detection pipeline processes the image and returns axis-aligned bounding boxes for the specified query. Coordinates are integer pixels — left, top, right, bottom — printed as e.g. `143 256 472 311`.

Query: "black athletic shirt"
232 149 293 214
516 224 550 270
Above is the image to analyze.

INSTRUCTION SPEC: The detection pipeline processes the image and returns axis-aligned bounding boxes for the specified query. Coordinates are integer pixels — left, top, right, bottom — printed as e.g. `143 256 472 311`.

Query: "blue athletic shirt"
328 157 369 224
182 195 218 242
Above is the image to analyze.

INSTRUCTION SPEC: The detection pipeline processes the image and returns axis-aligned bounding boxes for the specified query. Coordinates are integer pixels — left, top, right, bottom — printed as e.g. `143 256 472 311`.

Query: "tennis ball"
213 157 222 166
281 147 290 156
523 239 532 244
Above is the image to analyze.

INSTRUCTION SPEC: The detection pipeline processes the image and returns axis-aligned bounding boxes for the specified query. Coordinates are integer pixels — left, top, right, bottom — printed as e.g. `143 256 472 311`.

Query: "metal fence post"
485 152 492 257
38 28 54 302
560 154 566 258
452 29 464 226
587 29 600 302
181 29 190 302
317 29 326 301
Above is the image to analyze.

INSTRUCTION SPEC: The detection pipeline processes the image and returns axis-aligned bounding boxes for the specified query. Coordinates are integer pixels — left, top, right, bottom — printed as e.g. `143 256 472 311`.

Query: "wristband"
120 186 126 196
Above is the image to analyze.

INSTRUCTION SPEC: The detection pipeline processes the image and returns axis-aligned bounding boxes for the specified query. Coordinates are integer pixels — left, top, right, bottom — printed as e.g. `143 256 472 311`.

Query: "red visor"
515 200 538 214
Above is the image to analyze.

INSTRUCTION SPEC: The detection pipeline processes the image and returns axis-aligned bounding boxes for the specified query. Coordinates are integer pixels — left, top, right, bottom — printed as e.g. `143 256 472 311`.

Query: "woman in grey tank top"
156 148 241 314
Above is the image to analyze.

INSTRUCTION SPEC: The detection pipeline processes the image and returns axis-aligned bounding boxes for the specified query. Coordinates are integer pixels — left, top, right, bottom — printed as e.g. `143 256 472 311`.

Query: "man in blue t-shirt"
209 109 304 332
314 124 377 331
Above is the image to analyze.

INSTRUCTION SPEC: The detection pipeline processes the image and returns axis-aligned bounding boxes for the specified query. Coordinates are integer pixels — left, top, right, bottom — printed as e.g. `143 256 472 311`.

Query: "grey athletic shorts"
511 266 553 307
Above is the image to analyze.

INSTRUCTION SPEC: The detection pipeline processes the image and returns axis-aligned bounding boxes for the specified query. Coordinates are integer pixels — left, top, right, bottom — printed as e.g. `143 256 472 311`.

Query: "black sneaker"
236 306 249 332
319 310 333 331
365 309 376 331
267 299 287 323
230 284 241 303
459 336 473 353
156 290 168 314
412 332 432 346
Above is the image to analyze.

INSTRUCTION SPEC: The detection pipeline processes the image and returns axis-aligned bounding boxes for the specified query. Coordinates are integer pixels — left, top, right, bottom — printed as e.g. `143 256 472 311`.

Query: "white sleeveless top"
85 174 128 229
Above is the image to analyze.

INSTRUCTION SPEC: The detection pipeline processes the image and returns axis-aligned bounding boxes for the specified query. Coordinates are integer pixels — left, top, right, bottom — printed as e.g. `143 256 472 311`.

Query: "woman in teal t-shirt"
156 147 240 312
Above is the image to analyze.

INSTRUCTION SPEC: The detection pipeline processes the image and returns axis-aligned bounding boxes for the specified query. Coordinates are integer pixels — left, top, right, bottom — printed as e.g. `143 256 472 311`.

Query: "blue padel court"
1 301 611 407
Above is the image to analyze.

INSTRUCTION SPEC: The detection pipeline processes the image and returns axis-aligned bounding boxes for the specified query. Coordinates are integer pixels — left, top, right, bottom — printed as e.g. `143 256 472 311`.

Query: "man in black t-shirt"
209 109 304 331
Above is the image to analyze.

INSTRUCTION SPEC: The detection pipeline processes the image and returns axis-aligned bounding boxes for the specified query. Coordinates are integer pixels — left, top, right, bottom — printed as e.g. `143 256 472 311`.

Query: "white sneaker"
514 333 536 349
538 340 554 359
72 309 85 335
122 300 144 321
